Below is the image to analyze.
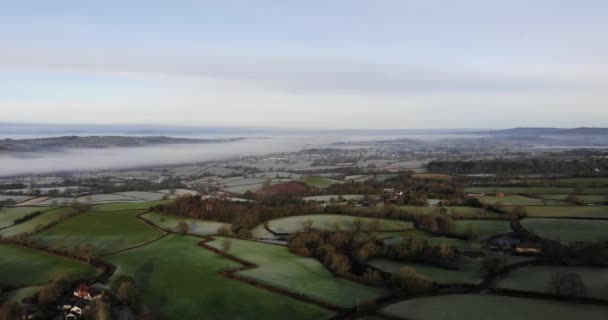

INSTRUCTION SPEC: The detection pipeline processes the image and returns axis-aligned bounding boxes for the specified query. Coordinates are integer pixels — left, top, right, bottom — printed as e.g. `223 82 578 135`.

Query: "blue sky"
1 1 607 129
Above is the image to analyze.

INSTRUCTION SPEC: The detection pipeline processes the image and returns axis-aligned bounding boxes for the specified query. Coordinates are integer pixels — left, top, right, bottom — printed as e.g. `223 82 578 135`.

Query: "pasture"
302 194 364 202
368 257 483 285
106 234 333 320
465 187 608 195
499 266 608 300
208 237 387 307
412 173 452 181
505 206 608 218
380 294 608 320
0 207 79 238
479 195 568 206
521 218 608 243
89 200 172 212
0 206 53 229
267 214 413 234
140 211 229 236
0 195 33 203
300 176 342 188
30 209 164 255
529 178 608 188
452 220 512 240
115 191 169 201
0 285 42 304
0 244 97 287
536 194 608 205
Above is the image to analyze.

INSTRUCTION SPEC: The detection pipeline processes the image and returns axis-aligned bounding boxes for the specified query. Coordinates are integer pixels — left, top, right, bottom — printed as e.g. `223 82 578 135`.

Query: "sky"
1 0 607 130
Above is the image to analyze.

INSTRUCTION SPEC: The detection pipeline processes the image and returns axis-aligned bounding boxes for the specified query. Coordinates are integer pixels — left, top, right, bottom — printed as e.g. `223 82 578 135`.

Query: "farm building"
514 243 542 255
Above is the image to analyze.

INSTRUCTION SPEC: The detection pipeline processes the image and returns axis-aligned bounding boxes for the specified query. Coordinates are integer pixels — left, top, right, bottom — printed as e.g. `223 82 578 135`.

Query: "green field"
465 187 608 195
208 237 387 307
106 234 333 319
368 257 483 285
140 211 229 236
452 220 512 240
0 285 42 304
380 294 608 320
505 206 608 218
521 218 608 243
0 206 53 229
300 176 342 188
499 266 608 300
89 200 172 212
31 209 164 255
0 244 97 287
480 195 568 206
302 194 364 202
412 173 452 181
536 194 608 205
267 214 413 234
529 178 608 188
0 207 79 238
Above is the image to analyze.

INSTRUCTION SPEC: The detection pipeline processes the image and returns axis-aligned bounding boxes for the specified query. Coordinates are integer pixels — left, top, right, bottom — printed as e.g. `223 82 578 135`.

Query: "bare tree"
222 238 232 252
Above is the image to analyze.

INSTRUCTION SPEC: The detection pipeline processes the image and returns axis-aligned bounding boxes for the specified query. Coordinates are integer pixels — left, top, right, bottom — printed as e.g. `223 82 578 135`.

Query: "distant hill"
0 136 244 152
481 127 608 136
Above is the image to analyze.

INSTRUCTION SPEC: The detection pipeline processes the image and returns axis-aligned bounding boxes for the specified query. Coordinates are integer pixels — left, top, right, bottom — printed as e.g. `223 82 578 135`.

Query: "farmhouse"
467 192 485 197
73 284 93 300
514 242 542 255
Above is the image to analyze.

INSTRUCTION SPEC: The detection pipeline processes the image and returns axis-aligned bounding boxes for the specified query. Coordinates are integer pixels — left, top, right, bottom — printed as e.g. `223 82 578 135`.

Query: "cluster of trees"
309 172 464 200
427 158 608 177
380 237 459 269
288 230 383 279
288 229 452 295
414 214 455 235
153 195 320 234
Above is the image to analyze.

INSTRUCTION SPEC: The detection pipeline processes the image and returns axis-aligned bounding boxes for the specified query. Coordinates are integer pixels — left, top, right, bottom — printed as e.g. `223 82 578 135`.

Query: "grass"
300 176 342 188
452 220 512 240
0 207 79 238
0 285 43 304
368 257 483 285
521 218 608 243
140 211 230 236
207 237 387 307
499 266 608 300
480 195 569 206
465 187 608 195
536 194 608 204
89 200 172 212
30 209 164 255
529 178 608 187
0 206 54 229
302 195 364 202
504 206 608 218
412 173 452 181
380 294 608 320
106 234 333 320
267 214 413 234
0 243 97 287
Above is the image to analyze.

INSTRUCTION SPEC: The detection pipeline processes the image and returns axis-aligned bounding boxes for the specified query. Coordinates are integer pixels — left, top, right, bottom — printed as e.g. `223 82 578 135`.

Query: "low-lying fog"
0 138 313 177
0 133 480 177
